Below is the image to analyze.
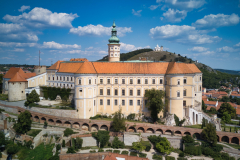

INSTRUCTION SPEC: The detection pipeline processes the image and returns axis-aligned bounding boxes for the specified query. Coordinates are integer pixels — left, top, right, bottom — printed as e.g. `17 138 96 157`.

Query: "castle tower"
108 21 120 62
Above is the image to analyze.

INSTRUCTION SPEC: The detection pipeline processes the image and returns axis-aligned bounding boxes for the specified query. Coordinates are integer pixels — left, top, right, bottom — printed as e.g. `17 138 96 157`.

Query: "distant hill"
215 69 240 75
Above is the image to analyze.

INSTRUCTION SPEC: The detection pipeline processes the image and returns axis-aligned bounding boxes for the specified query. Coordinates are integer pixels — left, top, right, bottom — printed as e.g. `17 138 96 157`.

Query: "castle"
2 21 203 125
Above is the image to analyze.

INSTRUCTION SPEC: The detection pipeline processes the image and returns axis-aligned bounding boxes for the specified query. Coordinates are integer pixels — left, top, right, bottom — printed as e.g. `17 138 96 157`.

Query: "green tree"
13 110 32 134
92 130 110 148
202 100 207 112
155 137 173 154
221 96 230 102
201 123 217 146
7 144 19 154
24 89 40 106
63 128 74 137
62 140 65 147
44 121 48 128
112 109 126 132
66 147 76 153
56 144 61 151
112 136 125 149
221 112 231 123
209 107 217 114
144 89 166 122
75 137 83 149
132 141 146 153
218 102 236 118
182 135 194 143
0 131 5 146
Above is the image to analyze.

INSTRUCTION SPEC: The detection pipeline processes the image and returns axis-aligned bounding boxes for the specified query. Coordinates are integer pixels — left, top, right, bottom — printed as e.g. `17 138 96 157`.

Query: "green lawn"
3 111 18 116
184 124 204 129
225 143 240 150
221 125 239 133
26 129 42 137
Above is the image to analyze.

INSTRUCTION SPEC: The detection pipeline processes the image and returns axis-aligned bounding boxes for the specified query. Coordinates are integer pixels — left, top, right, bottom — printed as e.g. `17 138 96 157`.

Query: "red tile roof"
4 67 36 82
70 58 89 62
8 72 27 82
48 61 63 70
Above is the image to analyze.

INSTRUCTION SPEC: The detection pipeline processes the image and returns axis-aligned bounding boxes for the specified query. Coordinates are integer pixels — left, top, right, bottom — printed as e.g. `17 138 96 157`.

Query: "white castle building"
154 44 163 51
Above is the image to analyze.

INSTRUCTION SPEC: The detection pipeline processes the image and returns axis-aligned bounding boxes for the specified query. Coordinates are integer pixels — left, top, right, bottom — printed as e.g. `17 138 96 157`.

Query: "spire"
108 21 120 44
112 20 116 28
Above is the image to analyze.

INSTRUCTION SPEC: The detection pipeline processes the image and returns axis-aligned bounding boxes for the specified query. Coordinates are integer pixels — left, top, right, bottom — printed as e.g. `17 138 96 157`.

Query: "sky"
0 0 240 70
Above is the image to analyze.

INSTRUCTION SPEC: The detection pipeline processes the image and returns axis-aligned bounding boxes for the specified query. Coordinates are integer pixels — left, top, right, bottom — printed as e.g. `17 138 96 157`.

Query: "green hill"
215 69 240 76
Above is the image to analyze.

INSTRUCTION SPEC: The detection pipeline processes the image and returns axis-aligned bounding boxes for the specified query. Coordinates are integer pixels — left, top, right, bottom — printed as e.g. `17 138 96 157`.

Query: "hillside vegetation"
215 69 240 76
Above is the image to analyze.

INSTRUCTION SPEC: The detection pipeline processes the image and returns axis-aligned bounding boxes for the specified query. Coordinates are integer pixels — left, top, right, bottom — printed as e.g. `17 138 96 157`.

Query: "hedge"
177 158 187 160
130 152 138 157
121 151 129 155
165 156 175 160
139 153 147 158
184 146 201 156
141 141 151 152
106 149 112 152
98 148 104 152
113 150 120 154
41 86 71 100
152 154 163 160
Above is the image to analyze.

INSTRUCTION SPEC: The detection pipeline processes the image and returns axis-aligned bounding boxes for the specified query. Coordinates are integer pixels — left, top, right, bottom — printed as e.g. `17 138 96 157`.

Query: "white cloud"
132 9 142 16
18 5 30 12
86 46 93 50
41 41 81 49
3 7 78 28
162 8 187 22
0 23 26 34
164 0 206 10
66 50 81 54
12 48 25 52
26 58 30 61
217 46 237 52
193 51 215 56
99 50 107 54
188 46 208 52
0 42 37 47
62 58 70 61
193 13 240 29
234 42 240 47
149 25 221 44
149 5 160 10
69 24 132 37
120 43 137 51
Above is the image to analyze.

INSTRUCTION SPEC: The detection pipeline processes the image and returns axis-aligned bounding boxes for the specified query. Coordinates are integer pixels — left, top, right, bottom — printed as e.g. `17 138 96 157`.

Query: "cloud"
188 46 208 52
217 46 237 52
132 9 142 16
162 8 187 22
99 50 107 54
18 5 30 12
0 42 37 47
120 42 150 52
149 5 161 10
192 13 240 29
234 42 240 47
3 7 78 28
162 0 206 10
86 46 93 50
149 25 222 44
41 41 81 49
12 48 25 52
69 24 132 37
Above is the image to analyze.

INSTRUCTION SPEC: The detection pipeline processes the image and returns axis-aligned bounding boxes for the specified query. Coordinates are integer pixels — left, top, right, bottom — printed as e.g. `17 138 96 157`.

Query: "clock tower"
108 21 120 62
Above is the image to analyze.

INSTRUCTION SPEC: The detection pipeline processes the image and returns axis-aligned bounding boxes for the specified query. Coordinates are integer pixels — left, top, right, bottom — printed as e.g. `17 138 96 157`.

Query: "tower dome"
108 21 120 44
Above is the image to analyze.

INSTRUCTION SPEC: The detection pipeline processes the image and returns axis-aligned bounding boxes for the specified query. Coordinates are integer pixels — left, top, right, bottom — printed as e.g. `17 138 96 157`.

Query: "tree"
218 102 236 118
24 89 40 106
221 112 231 123
62 140 65 147
202 100 207 112
182 135 194 143
144 89 166 122
44 121 48 128
64 128 74 137
66 147 76 153
209 107 217 114
13 110 32 134
56 144 61 151
92 130 110 148
7 144 19 154
201 123 217 146
0 131 5 146
112 109 126 132
174 114 185 126
132 141 146 153
221 96 230 102
112 136 125 149
75 137 83 149
155 137 173 154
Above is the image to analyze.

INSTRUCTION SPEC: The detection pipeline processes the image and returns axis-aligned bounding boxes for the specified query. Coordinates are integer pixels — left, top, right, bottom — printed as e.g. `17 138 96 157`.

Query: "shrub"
75 137 83 149
98 148 104 152
177 158 187 160
62 140 65 147
184 146 201 156
92 130 110 148
106 149 112 152
113 150 120 154
90 150 96 153
148 135 162 146
64 128 74 137
66 147 76 153
141 141 151 152
182 135 194 143
179 152 184 157
121 151 129 155
0 152 2 158
130 152 138 156
152 154 163 160
139 153 147 158
7 144 19 154
127 113 135 120
56 144 61 151
165 156 175 160
112 136 125 149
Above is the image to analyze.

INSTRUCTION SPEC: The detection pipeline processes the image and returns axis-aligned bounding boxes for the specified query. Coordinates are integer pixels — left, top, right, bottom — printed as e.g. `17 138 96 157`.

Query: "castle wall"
8 82 27 101
34 66 46 75
2 78 10 94
108 44 120 62
28 73 47 88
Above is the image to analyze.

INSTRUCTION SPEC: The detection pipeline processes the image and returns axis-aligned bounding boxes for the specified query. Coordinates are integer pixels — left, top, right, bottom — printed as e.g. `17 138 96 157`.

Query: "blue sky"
0 0 240 70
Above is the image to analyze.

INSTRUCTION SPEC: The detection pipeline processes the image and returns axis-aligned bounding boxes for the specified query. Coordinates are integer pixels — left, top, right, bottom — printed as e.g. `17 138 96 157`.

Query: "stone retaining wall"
30 107 78 118
0 105 18 114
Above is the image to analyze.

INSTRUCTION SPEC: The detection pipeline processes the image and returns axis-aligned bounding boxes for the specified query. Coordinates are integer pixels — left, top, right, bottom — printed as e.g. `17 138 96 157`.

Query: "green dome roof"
108 21 120 44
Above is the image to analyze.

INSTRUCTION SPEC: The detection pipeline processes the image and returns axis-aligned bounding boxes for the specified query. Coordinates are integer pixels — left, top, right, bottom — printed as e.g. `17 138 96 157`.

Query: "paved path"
0 100 25 107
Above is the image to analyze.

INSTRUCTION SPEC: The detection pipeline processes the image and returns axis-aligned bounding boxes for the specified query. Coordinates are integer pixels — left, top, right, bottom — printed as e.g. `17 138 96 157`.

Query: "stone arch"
56 120 62 126
137 127 145 133
34 116 39 122
82 123 89 131
184 132 191 136
91 124 98 132
63 121 71 128
72 122 80 129
41 117 46 122
128 126 136 132
146 128 154 133
156 129 163 134
221 136 229 143
174 131 182 136
110 126 114 132
18 110 21 114
231 137 239 144
48 119 54 125
165 130 172 135
100 125 108 131
193 133 201 139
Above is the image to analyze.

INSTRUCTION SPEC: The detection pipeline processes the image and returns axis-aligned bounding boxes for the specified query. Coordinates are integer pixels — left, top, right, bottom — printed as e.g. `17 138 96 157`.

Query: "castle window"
137 79 141 84
48 77 50 80
100 89 103 95
130 79 133 84
122 100 125 106
137 89 141 96
67 77 69 81
115 79 118 84
107 89 110 95
177 79 180 85
100 99 103 105
63 77 65 81
122 79 125 84
95 79 96 84
57 76 58 80
60 76 62 81
160 79 163 84
111 54 113 57
22 91 23 93
165 80 167 85
152 79 155 84
89 79 91 85
79 79 81 85
200 86 202 91
137 100 140 105
107 99 110 105
107 79 110 84
71 77 73 81
122 89 125 96
115 54 117 56
183 100 186 106
63 84 65 88
115 47 117 49
129 89 133 96
145 79 148 84
100 79 103 84
200 77 202 81
184 78 187 84
184 90 186 96
115 89 118 96
129 100 133 106
145 100 148 105
115 99 118 105
177 91 180 97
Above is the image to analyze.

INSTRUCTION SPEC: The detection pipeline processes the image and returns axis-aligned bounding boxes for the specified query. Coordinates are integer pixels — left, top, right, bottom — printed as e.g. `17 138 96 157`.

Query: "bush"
148 135 162 146
62 140 65 147
7 144 19 154
182 135 194 143
0 152 2 158
66 147 76 153
130 152 138 156
179 152 185 157
121 151 129 155
184 146 201 156
64 128 74 137
98 148 104 152
56 144 61 151
92 130 110 148
152 154 163 160
127 113 135 120
165 156 175 160
75 137 83 149
177 158 187 160
139 153 147 158
106 149 112 152
112 136 125 149
141 141 151 152
113 150 120 154
90 150 96 153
